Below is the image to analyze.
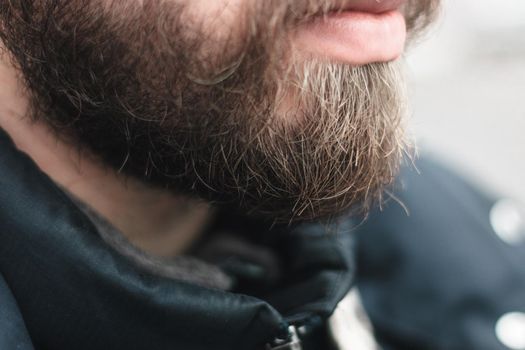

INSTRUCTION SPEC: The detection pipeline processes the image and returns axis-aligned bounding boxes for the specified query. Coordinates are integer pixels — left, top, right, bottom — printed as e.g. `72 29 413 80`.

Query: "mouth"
292 0 408 65
331 0 407 14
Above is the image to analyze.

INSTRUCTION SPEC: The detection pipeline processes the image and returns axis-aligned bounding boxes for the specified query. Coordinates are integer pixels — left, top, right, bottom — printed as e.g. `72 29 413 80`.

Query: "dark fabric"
5 119 523 350
265 221 355 321
0 127 354 350
356 157 525 350
0 272 35 350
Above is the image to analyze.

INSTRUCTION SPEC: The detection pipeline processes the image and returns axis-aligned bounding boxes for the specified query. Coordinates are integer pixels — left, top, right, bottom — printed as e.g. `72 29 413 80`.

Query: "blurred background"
406 0 525 202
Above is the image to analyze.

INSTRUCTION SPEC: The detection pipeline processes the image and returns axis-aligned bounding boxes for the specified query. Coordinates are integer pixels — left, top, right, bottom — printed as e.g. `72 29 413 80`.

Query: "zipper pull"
266 325 302 350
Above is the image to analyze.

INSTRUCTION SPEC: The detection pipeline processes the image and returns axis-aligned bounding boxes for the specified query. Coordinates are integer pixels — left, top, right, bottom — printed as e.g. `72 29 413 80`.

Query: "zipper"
266 325 302 350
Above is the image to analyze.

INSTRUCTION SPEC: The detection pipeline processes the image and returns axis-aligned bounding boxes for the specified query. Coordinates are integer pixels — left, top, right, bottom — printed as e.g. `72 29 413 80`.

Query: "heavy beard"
0 0 439 223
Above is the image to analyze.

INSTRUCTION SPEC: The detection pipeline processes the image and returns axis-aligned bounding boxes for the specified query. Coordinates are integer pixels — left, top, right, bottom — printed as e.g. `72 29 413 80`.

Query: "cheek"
181 0 247 46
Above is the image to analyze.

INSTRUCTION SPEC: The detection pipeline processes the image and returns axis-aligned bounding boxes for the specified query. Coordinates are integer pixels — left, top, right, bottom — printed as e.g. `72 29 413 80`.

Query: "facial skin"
0 0 439 224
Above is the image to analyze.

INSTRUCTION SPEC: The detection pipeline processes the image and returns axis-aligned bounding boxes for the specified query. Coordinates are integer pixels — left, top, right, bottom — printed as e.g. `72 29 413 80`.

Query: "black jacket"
1 126 525 350
0 128 354 350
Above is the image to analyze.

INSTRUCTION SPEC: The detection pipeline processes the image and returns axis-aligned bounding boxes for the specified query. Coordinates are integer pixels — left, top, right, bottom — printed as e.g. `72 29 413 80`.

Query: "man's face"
0 0 439 223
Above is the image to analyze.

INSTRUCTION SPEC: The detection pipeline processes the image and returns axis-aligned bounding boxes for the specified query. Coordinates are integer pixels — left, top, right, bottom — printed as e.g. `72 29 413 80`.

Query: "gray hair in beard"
0 0 439 223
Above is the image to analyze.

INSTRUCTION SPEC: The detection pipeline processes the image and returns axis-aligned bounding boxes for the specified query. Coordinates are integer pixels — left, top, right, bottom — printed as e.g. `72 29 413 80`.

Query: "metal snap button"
490 199 525 245
266 326 302 350
495 312 525 349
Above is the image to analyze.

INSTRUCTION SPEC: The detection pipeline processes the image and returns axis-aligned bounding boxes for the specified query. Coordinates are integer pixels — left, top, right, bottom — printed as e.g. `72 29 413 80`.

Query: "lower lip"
292 10 407 65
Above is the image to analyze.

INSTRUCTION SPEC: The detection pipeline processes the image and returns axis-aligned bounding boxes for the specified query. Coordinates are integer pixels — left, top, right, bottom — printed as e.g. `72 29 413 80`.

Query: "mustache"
288 0 404 18
253 0 440 36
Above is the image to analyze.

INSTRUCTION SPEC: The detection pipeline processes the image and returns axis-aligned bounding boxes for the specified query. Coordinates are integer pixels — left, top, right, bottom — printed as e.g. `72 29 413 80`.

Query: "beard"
0 0 439 223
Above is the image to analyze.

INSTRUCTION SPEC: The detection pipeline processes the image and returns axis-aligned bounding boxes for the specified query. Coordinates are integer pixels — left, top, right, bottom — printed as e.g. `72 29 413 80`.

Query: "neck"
0 49 211 257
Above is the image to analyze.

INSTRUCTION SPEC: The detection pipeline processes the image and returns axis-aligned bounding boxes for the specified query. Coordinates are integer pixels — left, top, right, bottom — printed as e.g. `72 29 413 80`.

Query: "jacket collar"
0 127 355 350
